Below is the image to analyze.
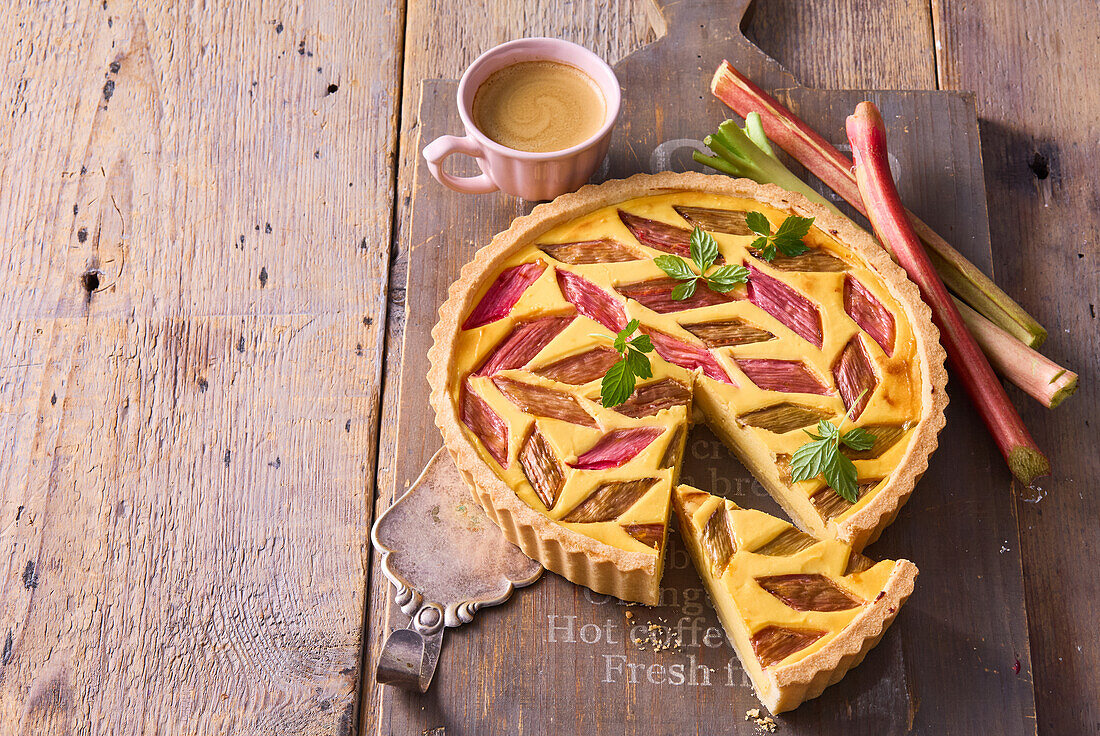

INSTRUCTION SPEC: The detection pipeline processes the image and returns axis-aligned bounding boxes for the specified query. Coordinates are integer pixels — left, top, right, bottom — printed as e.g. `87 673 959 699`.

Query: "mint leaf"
600 359 636 408
600 320 654 407
690 227 719 272
626 348 652 380
774 214 814 243
655 254 696 281
748 213 814 262
706 264 749 292
745 211 771 236
629 334 653 353
823 452 859 503
841 427 876 452
672 279 697 300
790 436 831 483
791 415 873 503
776 238 810 257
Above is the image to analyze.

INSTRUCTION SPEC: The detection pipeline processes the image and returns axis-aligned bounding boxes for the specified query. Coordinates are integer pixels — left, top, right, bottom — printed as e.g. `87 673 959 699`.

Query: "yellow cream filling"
675 486 896 687
450 192 923 555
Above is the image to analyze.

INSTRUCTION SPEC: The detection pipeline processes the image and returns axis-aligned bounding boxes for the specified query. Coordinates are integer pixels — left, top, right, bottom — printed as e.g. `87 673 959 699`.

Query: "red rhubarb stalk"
953 296 1077 409
711 61 1047 348
846 102 1049 485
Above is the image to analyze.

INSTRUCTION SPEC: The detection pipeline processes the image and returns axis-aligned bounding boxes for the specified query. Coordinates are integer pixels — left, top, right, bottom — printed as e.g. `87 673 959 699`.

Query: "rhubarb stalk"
711 61 1047 348
953 296 1077 409
846 102 1049 485
694 114 1075 409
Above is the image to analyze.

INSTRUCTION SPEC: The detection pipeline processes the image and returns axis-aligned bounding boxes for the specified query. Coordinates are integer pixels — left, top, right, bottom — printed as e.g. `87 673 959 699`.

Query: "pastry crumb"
745 708 776 732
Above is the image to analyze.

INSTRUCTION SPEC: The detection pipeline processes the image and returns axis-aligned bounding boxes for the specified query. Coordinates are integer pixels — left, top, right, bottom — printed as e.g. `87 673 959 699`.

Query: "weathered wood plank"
931 2 1100 733
0 1 403 732
744 0 937 90
366 1 1036 733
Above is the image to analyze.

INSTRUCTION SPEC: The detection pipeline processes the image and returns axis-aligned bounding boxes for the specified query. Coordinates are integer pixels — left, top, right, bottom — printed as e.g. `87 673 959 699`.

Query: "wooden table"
0 1 1094 734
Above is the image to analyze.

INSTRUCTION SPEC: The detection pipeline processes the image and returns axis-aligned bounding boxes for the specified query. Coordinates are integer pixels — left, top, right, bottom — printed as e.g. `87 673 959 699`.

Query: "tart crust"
428 172 948 604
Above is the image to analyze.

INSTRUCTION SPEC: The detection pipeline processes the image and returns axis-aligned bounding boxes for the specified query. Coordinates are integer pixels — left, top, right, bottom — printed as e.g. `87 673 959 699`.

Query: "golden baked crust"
672 484 918 714
428 172 947 604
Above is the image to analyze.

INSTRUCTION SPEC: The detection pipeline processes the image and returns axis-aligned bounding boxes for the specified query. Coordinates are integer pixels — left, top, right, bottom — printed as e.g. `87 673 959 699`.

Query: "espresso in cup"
471 60 606 153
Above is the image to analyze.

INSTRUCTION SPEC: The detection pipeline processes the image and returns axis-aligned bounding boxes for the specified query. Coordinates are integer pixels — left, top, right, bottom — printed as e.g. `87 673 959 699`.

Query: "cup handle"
422 135 499 194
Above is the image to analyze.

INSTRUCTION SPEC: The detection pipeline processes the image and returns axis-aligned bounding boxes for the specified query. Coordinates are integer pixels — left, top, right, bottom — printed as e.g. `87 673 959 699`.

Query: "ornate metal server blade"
371 447 543 691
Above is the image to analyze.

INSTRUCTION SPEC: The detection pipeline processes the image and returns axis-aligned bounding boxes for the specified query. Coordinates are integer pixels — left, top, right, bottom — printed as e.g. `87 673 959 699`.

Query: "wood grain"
366 1 1037 733
931 2 1100 733
744 0 936 90
0 1 402 732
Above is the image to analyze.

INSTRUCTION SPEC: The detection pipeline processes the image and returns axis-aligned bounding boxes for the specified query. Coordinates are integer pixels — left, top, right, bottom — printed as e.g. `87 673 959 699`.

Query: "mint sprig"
600 319 654 407
654 227 748 299
746 211 813 262
789 391 875 503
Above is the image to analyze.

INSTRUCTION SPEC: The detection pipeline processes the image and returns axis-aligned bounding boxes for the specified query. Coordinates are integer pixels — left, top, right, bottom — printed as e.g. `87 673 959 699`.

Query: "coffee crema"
471 60 606 153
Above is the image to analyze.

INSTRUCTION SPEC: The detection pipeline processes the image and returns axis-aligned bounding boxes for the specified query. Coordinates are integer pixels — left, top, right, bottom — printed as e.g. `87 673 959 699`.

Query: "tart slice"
672 484 917 714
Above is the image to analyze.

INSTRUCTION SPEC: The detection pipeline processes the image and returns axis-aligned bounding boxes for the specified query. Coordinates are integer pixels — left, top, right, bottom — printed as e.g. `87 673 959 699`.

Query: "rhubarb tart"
428 172 946 604
672 483 917 713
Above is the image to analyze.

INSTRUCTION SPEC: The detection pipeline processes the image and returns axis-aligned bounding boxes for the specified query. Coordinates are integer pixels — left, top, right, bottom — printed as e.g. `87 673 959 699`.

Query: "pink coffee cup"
423 38 621 201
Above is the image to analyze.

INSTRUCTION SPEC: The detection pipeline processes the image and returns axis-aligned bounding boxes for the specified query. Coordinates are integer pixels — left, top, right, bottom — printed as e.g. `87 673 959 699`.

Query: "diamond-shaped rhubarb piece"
739 403 832 434
810 480 880 521
752 527 819 556
673 204 752 235
751 626 826 668
756 574 864 612
701 504 736 576
569 427 664 470
611 378 692 418
644 328 735 384
661 425 685 469
533 346 621 385
474 315 575 376
555 269 626 332
844 550 876 576
520 427 564 509
767 250 848 272
747 265 823 348
683 318 774 348
841 425 905 460
618 210 692 258
737 358 831 395
462 261 547 330
844 275 895 356
616 277 740 314
832 336 877 419
493 376 596 428
562 478 658 522
623 523 665 549
461 385 509 467
538 238 641 264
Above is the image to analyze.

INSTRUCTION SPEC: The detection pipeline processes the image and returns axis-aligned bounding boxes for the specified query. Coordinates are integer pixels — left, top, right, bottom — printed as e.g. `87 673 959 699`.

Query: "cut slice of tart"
672 484 917 714
428 172 946 604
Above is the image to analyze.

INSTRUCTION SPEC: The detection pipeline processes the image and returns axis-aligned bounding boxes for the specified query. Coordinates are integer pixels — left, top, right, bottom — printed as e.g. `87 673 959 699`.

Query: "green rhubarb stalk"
953 296 1077 409
694 115 1076 410
708 62 1047 348
695 115 848 219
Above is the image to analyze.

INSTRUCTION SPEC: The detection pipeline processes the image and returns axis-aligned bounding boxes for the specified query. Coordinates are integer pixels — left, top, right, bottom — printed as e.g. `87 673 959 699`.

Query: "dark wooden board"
366 1 1036 733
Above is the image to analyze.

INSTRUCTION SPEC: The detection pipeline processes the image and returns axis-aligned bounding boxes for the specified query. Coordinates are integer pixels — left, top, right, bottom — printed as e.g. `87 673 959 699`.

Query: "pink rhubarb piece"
747 266 823 348
556 269 627 332
736 358 831 395
462 261 547 330
644 328 735 384
569 427 664 470
474 315 575 376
